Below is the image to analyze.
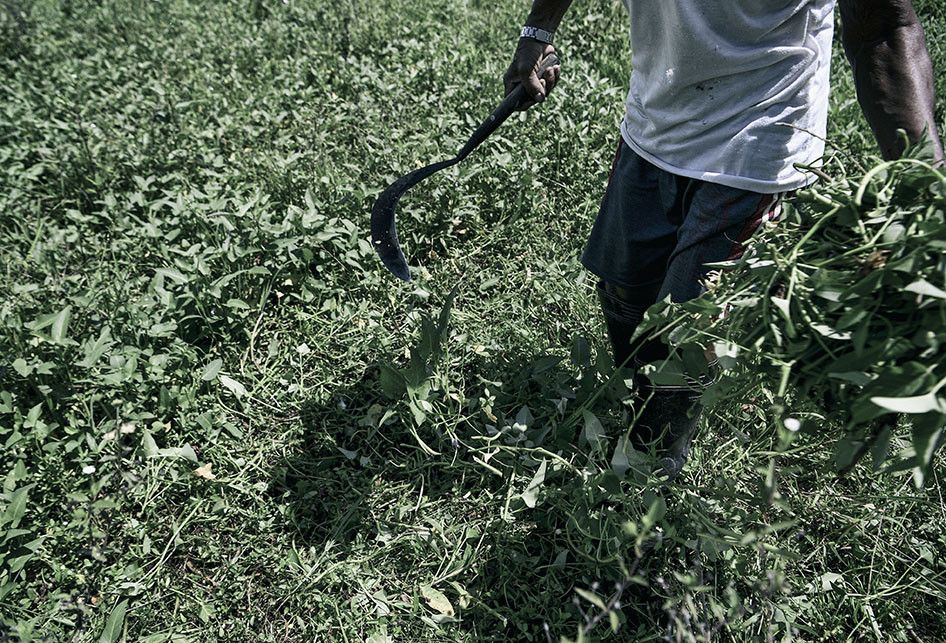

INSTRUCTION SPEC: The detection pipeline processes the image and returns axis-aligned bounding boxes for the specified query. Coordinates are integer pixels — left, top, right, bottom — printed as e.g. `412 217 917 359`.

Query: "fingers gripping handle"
457 53 561 160
505 52 561 110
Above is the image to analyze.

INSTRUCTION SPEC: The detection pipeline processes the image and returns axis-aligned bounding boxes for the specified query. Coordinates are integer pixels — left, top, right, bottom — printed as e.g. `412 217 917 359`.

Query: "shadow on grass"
268 347 673 641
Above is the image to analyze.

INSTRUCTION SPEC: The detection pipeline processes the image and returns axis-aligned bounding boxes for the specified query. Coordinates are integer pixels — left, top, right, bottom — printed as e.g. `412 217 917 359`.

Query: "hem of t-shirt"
619 127 818 195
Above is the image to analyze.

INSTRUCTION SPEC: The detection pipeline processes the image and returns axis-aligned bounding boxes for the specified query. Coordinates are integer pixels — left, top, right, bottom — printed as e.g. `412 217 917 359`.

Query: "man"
504 0 944 477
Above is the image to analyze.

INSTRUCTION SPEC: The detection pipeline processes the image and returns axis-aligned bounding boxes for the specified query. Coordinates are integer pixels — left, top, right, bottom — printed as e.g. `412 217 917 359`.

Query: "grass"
1 0 945 641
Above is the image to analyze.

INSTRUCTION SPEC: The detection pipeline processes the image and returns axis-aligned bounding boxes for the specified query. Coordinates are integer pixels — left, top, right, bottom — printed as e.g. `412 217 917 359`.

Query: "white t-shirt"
621 0 836 193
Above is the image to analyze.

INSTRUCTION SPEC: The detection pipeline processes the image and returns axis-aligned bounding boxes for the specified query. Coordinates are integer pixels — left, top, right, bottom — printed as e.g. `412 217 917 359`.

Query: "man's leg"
658 183 784 305
634 181 786 477
595 280 661 370
582 138 785 477
580 140 686 370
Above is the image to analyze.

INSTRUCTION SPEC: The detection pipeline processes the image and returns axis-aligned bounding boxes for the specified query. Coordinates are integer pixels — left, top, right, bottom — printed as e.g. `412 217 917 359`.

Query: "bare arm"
839 0 944 164
503 0 574 107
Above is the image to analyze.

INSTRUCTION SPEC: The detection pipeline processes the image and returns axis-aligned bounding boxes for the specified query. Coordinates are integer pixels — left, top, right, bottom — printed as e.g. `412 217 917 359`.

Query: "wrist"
523 7 561 33
520 25 554 45
521 0 572 36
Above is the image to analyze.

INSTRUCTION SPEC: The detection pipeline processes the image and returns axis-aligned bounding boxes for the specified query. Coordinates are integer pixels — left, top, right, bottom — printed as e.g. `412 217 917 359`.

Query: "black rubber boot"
597 279 703 478
630 377 703 480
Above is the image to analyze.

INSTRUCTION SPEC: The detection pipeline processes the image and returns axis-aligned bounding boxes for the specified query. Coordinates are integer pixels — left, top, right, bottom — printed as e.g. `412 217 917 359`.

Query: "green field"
2 1 946 641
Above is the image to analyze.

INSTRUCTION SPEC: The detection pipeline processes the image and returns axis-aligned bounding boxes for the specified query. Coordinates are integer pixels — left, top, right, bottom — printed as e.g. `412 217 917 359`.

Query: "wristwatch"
520 26 554 45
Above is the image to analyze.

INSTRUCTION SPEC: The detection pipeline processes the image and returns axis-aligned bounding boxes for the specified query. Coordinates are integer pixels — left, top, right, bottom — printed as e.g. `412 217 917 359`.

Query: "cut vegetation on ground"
1 1 945 641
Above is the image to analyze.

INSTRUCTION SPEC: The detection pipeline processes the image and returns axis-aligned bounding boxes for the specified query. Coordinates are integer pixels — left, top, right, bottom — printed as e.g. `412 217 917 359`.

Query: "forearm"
504 1 572 104
523 0 574 32
843 21 944 162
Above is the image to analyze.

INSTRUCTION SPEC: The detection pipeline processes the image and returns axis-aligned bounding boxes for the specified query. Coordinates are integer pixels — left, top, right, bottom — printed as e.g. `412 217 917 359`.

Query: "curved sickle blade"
370 157 459 282
370 53 560 282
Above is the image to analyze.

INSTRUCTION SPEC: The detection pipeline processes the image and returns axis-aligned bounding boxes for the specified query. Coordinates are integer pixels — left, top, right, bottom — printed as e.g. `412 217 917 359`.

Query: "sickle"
371 53 560 282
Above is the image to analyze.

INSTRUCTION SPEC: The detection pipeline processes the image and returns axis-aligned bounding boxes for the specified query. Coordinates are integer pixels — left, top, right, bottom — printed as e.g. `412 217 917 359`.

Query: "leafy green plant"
640 153 946 486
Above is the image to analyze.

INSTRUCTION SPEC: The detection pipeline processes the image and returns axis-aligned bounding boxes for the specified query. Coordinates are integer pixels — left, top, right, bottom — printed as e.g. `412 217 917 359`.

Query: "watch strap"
520 26 554 45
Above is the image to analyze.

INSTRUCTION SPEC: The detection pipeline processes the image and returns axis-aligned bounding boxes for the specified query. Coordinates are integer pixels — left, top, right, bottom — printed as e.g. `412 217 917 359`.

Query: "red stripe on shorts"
725 193 783 261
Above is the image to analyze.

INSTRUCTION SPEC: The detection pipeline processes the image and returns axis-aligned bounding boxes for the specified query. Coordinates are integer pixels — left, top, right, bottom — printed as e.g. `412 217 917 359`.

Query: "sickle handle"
370 52 561 282
457 53 561 160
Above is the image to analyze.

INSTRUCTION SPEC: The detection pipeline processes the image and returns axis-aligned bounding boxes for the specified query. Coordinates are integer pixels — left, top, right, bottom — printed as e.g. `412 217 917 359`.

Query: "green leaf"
810 323 851 340
157 443 198 463
25 404 41 427
833 433 864 471
904 279 946 300
408 398 427 426
419 585 454 617
98 599 128 643
820 572 843 592
570 335 591 366
574 587 606 611
609 609 621 632
1 529 32 546
581 410 606 455
26 310 59 332
871 423 894 471
828 371 873 386
642 495 667 530
179 444 198 463
512 406 533 432
148 322 177 337
770 295 791 320
641 360 689 387
366 631 393 643
530 355 564 376
50 306 72 344
77 329 113 368
712 341 740 371
520 459 546 509
3 487 28 529
7 546 38 573
910 413 945 486
154 267 188 284
219 375 247 399
478 277 499 292
226 298 251 310
611 435 633 477
201 359 223 381
11 359 30 377
378 363 405 398
870 392 945 414
141 430 159 458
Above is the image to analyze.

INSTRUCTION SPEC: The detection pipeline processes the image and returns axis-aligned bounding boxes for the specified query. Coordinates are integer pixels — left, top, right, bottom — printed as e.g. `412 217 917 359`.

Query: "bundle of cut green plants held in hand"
639 154 946 486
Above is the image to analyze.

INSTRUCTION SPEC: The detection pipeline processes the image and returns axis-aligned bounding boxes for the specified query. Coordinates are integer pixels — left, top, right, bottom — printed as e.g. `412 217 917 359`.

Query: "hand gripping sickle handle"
370 53 561 282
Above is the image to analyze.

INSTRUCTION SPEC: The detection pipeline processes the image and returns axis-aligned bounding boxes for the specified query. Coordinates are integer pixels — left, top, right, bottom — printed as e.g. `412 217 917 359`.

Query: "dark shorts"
581 139 785 305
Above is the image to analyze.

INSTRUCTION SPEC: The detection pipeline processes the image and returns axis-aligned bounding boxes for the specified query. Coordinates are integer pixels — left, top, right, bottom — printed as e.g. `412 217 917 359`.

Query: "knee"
596 280 647 325
596 279 661 315
602 280 633 302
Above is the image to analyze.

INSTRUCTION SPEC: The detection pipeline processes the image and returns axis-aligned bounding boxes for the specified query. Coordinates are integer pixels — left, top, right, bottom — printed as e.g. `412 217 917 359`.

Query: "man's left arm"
839 0 944 164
